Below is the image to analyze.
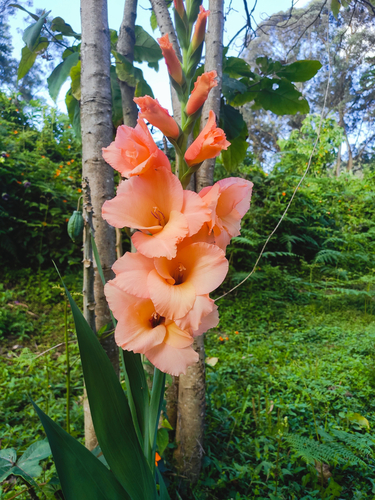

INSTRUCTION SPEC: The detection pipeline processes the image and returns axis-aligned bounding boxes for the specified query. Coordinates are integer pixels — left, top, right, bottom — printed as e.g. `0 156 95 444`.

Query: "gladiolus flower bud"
158 34 183 85
186 71 217 116
134 96 180 139
185 110 230 167
191 6 209 52
174 0 185 18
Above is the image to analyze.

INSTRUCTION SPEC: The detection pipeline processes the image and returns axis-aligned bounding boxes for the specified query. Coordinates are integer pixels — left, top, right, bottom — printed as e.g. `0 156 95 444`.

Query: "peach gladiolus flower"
191 6 210 51
147 242 228 320
105 281 198 375
102 167 211 259
185 71 217 116
185 111 230 167
134 96 179 139
158 34 183 85
199 177 253 250
103 118 170 178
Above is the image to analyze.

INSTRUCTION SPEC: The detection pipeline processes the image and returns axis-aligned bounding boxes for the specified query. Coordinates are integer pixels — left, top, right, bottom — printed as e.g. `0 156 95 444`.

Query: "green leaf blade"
65 287 157 499
31 400 129 500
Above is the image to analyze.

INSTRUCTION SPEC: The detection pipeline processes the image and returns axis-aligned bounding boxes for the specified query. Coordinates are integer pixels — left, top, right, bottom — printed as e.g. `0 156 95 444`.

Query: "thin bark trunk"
175 0 224 484
195 0 224 192
117 0 138 127
344 131 353 172
149 0 181 125
81 0 118 450
336 142 341 177
174 336 206 483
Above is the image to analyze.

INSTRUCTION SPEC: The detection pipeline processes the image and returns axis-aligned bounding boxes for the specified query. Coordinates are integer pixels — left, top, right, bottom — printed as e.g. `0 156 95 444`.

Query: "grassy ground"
1 272 375 499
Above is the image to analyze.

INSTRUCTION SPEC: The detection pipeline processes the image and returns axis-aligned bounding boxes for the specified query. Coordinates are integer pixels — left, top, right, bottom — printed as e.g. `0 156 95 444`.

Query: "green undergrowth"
194 291 375 499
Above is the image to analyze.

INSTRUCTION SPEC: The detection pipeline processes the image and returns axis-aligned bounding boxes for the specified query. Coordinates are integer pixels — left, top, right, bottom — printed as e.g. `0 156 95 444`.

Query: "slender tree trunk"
196 0 224 191
117 0 138 127
344 131 353 172
336 142 341 177
175 0 224 484
149 0 181 125
81 0 118 450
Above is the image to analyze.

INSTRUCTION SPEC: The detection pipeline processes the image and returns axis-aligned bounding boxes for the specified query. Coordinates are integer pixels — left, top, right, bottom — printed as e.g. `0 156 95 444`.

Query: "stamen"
174 263 186 285
151 206 166 227
149 312 165 328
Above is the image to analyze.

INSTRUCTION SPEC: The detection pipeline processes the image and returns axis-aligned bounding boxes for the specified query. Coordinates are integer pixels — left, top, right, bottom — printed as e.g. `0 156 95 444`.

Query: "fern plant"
286 428 375 469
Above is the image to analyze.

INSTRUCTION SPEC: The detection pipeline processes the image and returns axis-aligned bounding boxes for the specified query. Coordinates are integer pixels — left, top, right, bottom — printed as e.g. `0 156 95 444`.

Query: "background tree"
242 0 375 171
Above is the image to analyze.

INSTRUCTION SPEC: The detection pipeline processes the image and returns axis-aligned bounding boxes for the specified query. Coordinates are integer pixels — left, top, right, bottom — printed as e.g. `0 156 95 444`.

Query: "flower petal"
144 343 199 376
182 190 211 236
102 167 183 230
147 269 196 319
164 321 194 348
175 295 215 331
116 299 166 352
132 210 188 259
104 281 139 320
177 242 228 295
192 304 219 337
112 252 154 298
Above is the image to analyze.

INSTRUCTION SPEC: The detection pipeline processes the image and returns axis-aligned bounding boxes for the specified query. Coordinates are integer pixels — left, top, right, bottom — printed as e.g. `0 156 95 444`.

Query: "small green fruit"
67 210 84 242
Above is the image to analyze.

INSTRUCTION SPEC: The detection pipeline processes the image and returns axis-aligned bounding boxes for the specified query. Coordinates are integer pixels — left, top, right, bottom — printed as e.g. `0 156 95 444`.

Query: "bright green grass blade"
64 285 158 500
31 400 129 500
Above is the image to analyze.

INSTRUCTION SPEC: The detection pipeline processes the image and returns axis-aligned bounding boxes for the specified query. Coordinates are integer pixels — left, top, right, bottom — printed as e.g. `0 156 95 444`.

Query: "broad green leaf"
134 26 162 65
223 57 254 78
135 77 154 98
110 29 118 50
9 4 39 21
22 11 50 51
221 123 248 172
0 449 17 482
150 10 157 31
276 60 322 82
31 400 129 500
64 287 157 499
331 0 341 18
254 78 310 115
0 441 50 487
110 66 123 128
347 412 370 428
17 439 51 478
18 37 49 80
47 51 80 102
156 428 169 456
220 104 247 140
113 50 138 87
70 60 81 100
222 74 247 102
65 90 81 140
51 17 81 38
18 45 37 80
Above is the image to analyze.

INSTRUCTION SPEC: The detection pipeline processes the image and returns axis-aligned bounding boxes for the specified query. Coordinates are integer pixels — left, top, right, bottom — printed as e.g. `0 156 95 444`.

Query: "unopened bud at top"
186 71 217 115
191 6 209 52
158 34 184 85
